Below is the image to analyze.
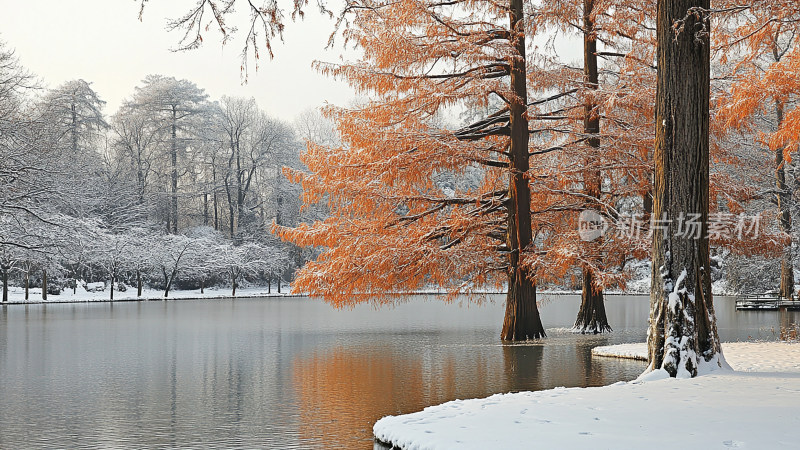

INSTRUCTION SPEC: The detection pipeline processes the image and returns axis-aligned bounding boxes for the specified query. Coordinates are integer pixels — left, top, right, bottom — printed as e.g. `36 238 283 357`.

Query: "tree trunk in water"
500 0 546 341
647 0 725 377
2 269 7 303
575 274 611 333
137 270 142 297
775 102 794 299
42 270 47 301
575 0 610 334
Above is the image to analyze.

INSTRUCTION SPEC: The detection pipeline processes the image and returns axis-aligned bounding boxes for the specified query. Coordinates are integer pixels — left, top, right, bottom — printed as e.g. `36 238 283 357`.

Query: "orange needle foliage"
276 0 646 317
278 0 525 306
275 0 791 324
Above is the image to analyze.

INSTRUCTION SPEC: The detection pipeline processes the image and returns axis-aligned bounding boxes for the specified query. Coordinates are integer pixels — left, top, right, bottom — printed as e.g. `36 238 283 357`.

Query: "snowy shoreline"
0 286 301 305
374 341 800 449
1 288 740 306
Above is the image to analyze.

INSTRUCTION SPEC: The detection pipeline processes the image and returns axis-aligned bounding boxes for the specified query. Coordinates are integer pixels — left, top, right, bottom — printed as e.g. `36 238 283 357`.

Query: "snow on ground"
375 342 800 449
593 341 800 373
591 343 649 361
1 285 295 304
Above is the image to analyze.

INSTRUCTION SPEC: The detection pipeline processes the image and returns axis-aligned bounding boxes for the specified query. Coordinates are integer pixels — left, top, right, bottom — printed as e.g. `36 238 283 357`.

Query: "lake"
0 294 796 449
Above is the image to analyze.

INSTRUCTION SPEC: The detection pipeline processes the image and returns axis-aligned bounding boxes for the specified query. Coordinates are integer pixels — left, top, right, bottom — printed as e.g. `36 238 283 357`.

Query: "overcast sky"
0 0 355 122
1 1 583 124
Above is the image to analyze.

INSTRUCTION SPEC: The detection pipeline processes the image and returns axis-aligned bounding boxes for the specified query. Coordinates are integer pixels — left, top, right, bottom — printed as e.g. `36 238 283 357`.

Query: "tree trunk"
647 0 725 377
137 270 143 297
575 273 611 333
500 0 546 341
231 273 237 297
71 104 78 154
213 166 219 231
203 192 210 226
171 106 179 234
110 275 115 301
267 278 271 294
575 0 611 334
42 269 48 301
2 268 7 303
25 271 29 301
200 279 205 294
775 102 794 299
277 276 281 294
163 268 172 298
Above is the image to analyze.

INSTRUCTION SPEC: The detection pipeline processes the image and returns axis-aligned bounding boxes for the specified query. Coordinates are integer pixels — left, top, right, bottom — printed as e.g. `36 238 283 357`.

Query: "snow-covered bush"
724 253 780 294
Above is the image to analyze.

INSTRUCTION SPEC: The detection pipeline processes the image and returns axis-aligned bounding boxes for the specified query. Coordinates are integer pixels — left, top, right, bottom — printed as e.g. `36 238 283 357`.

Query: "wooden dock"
735 294 800 311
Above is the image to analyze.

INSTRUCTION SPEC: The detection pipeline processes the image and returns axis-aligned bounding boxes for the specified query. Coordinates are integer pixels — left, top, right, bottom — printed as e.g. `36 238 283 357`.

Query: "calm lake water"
0 295 797 449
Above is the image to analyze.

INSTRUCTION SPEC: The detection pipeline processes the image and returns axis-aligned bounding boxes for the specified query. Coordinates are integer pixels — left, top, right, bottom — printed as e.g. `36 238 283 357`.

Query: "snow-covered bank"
0 286 298 304
374 342 800 449
593 342 800 373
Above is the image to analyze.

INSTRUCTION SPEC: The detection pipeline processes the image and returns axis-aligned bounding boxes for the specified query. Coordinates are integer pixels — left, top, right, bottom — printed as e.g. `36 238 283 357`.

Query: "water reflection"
0 295 795 449
293 347 424 448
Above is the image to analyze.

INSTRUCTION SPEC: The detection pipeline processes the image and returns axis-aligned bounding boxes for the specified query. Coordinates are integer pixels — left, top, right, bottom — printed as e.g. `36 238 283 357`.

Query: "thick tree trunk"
647 0 725 377
137 270 143 297
267 278 271 294
575 274 611 333
501 0 546 341
575 0 611 334
200 279 205 294
775 102 794 299
110 275 115 301
2 268 7 303
231 274 237 297
42 270 47 301
25 272 29 301
277 276 282 294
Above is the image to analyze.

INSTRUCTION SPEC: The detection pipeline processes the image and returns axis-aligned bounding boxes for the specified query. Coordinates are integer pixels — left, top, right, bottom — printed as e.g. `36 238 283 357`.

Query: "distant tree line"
0 40 330 301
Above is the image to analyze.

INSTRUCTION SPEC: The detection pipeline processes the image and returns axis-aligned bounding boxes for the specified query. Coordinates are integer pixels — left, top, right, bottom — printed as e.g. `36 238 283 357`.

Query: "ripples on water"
0 295 796 449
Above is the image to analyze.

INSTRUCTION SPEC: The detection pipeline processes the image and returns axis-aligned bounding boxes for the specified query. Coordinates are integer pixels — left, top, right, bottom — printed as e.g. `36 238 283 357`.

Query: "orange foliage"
276 0 794 305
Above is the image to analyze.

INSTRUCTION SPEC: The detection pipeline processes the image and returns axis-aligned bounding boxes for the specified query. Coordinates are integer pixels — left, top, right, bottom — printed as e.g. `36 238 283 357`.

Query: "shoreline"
374 341 800 449
0 289 745 307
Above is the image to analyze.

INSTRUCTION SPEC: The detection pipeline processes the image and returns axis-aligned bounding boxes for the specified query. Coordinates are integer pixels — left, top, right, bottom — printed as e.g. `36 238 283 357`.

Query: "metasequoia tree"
646 0 726 377
272 0 556 340
532 0 657 333
716 2 800 298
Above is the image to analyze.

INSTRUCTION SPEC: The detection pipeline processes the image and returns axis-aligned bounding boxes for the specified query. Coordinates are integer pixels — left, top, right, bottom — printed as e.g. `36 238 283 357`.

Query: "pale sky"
0 1 583 123
0 0 355 122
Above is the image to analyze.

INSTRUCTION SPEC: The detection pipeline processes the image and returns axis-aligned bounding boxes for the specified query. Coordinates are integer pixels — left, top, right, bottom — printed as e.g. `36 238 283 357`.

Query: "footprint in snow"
723 440 744 448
